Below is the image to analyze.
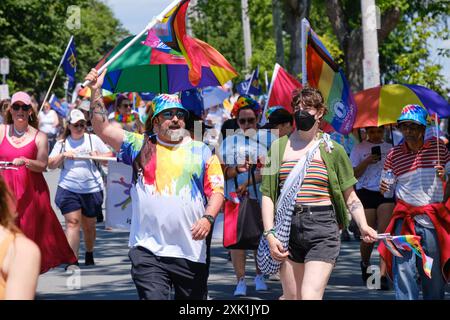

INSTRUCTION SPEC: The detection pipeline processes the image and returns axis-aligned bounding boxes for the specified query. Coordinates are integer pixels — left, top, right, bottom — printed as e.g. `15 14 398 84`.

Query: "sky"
103 0 449 93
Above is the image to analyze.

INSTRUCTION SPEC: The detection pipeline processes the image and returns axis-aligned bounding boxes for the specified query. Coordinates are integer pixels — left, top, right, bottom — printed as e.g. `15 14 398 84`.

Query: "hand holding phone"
371 146 382 162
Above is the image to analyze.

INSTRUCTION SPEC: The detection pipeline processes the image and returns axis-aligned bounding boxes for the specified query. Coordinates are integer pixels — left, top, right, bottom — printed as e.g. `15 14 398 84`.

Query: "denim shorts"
55 186 104 218
288 205 340 264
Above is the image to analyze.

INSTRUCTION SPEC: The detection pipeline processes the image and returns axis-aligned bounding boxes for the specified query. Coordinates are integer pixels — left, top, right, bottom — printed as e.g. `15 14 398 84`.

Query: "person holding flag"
379 104 450 300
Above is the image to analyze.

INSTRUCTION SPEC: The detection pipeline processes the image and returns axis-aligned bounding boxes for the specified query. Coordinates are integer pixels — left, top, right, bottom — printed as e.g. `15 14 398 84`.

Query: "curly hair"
291 86 328 116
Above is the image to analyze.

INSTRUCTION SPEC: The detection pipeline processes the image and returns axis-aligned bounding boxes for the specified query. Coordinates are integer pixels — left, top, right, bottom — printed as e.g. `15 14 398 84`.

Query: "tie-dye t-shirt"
118 132 224 263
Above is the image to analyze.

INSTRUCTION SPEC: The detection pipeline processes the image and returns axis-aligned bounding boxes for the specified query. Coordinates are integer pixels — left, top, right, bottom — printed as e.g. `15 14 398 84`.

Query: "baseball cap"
68 109 86 124
262 106 293 129
151 94 188 119
11 91 32 105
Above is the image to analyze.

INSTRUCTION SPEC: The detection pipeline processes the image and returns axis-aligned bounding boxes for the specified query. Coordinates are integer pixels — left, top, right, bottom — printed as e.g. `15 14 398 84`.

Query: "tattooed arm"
343 187 378 243
85 68 125 152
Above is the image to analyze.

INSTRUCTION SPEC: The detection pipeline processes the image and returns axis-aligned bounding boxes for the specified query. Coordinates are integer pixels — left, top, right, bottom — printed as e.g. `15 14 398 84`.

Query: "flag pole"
81 0 183 88
39 35 74 113
301 18 310 86
245 68 256 95
260 63 279 126
435 115 440 167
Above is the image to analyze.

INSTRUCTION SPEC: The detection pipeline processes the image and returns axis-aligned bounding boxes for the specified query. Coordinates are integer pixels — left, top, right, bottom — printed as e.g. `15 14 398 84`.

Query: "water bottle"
381 169 395 198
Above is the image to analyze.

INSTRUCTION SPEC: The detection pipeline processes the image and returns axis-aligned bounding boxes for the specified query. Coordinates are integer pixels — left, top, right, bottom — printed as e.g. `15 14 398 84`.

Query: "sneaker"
360 261 370 284
233 278 247 296
64 261 79 271
85 252 95 266
255 274 268 291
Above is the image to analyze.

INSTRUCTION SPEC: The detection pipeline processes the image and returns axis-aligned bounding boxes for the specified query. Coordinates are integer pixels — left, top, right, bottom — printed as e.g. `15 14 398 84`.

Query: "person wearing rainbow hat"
84 69 225 300
379 104 450 300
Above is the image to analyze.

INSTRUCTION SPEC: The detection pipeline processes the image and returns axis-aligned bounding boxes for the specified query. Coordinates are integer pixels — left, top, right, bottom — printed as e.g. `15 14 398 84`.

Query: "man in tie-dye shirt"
84 69 224 300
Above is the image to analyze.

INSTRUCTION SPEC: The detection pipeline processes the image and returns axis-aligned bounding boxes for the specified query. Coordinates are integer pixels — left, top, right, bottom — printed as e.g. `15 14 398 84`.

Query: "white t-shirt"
350 140 393 191
38 110 58 135
49 133 110 193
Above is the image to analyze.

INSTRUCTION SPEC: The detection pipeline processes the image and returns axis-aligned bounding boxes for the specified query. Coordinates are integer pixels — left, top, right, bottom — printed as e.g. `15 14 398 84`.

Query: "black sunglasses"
161 110 186 120
72 123 86 129
238 117 256 125
12 104 32 111
121 103 132 108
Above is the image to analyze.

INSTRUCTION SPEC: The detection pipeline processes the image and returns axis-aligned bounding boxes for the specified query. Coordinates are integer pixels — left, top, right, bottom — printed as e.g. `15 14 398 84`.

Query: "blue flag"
237 66 262 96
62 37 77 91
49 94 68 118
181 88 204 118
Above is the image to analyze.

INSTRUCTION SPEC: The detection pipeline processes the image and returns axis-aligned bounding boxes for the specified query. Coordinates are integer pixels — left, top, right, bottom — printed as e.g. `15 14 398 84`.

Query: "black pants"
128 246 207 300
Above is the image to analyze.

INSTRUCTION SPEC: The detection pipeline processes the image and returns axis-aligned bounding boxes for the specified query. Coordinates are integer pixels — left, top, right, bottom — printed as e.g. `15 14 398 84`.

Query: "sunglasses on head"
238 117 256 125
161 110 186 120
11 104 32 112
72 122 86 129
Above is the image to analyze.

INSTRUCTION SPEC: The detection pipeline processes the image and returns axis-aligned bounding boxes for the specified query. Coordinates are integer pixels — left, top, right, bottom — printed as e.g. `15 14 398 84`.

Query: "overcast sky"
103 0 448 92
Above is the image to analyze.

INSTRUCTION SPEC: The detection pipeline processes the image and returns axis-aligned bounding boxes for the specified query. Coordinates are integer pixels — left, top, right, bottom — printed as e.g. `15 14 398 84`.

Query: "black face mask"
294 110 316 131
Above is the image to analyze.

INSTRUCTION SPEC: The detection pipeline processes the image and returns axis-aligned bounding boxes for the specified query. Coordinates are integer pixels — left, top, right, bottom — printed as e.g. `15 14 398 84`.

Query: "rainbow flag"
382 239 403 258
153 0 237 86
391 235 434 278
303 19 356 134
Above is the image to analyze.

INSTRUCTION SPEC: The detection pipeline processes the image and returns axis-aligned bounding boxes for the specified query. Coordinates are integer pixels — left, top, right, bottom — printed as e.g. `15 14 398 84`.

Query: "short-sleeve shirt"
219 129 275 202
118 132 224 263
383 139 450 228
350 140 392 191
50 133 110 193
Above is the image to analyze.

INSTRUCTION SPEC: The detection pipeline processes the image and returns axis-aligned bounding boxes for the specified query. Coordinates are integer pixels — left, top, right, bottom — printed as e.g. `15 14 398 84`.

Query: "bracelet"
202 214 215 225
263 228 276 238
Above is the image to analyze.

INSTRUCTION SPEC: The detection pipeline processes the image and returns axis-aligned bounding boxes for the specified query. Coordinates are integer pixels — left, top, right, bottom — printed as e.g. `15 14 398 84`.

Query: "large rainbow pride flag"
153 0 237 87
302 19 356 134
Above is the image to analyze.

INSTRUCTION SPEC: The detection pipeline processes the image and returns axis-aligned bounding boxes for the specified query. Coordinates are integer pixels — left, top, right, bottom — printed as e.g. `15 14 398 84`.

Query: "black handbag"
223 165 264 250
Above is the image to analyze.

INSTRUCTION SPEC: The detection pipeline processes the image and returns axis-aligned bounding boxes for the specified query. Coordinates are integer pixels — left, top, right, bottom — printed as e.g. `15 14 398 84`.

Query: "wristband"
202 214 215 225
263 228 276 238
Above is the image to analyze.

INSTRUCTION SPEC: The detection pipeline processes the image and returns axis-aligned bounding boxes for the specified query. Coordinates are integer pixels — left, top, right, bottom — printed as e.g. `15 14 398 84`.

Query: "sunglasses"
11 104 32 112
121 103 132 108
399 123 421 132
161 110 186 120
72 122 86 129
238 117 256 125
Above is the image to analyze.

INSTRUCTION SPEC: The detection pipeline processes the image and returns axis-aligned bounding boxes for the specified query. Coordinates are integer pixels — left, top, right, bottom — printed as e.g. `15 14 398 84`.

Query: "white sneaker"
255 274 268 291
233 278 247 296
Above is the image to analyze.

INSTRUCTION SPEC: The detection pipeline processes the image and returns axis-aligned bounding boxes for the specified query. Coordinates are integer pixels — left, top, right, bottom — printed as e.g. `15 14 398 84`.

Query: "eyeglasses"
11 104 32 112
72 122 86 129
238 118 256 125
399 123 421 132
295 105 315 112
121 103 132 108
161 110 186 120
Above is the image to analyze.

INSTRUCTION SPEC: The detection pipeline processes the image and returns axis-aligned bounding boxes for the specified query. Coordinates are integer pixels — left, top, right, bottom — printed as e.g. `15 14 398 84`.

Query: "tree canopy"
0 0 128 100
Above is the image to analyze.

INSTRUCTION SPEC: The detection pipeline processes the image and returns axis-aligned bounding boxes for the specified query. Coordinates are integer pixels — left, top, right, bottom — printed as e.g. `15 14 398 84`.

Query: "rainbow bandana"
151 94 188 119
231 95 261 117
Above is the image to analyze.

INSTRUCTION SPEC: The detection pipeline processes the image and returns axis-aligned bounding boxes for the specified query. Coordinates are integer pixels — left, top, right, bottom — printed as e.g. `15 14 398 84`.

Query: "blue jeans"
392 219 446 300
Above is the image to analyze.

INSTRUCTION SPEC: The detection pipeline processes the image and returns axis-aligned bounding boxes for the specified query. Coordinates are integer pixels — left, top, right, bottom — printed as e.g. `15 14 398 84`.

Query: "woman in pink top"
0 91 77 273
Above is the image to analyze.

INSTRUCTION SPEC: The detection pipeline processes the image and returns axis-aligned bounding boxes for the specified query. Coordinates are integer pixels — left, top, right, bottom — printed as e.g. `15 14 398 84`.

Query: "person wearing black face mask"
260 87 377 300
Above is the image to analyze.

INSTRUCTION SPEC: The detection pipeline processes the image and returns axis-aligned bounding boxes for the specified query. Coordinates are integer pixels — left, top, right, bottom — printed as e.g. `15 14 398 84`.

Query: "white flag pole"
39 35 74 113
260 63 280 126
245 68 256 95
81 0 183 88
301 18 310 87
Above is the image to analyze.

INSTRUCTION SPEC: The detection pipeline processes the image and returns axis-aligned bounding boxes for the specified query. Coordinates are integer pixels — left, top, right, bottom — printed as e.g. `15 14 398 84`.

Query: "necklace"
114 111 136 124
10 125 29 145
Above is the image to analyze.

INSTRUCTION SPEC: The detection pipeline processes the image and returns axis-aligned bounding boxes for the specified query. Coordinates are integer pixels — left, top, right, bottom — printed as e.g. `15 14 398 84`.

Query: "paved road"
36 170 449 300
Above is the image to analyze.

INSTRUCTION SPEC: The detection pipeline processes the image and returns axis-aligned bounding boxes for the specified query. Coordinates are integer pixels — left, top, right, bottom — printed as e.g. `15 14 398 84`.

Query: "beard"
167 128 186 142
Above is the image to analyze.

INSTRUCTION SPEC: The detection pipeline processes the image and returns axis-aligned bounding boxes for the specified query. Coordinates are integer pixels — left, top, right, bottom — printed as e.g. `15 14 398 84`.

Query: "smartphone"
371 146 381 161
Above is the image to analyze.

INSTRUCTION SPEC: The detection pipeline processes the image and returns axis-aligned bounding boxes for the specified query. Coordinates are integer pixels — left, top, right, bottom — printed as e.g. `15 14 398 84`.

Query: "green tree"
0 0 128 100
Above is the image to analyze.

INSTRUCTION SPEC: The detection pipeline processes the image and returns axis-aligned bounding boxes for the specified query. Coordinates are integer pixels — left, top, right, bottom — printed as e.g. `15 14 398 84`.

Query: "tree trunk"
272 0 284 66
325 0 401 92
284 0 311 76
